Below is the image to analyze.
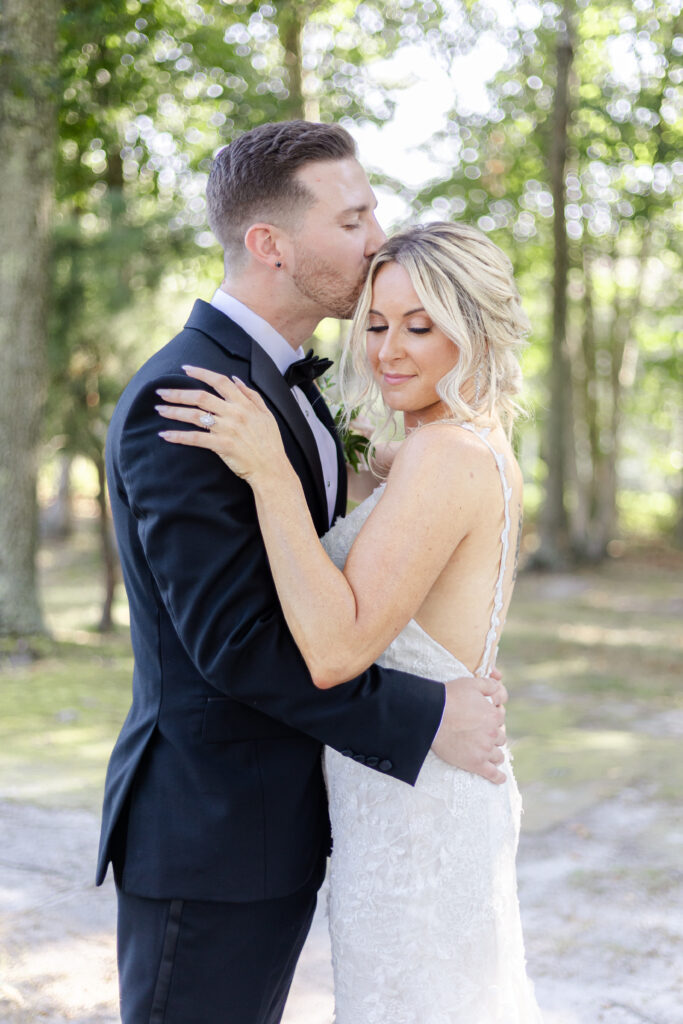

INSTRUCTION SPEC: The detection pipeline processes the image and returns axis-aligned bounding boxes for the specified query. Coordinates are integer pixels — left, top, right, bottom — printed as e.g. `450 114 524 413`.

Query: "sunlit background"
0 1 681 1022
36 0 681 617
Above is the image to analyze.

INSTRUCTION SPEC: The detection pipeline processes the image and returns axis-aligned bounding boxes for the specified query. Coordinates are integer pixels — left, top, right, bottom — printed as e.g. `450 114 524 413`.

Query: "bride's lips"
382 372 415 385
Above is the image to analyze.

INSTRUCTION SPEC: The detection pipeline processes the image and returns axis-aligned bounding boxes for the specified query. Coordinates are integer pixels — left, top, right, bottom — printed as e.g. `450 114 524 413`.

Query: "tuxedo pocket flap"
202 697 300 743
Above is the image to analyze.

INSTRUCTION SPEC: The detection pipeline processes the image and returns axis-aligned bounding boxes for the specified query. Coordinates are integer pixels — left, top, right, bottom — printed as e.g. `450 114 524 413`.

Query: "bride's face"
366 261 459 429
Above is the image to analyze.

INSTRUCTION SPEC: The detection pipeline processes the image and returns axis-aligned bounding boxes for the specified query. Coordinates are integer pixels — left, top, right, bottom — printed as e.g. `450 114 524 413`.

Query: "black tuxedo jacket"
96 299 445 903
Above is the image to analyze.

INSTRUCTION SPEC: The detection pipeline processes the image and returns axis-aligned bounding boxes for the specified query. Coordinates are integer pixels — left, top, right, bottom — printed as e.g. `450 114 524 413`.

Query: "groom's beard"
291 247 369 320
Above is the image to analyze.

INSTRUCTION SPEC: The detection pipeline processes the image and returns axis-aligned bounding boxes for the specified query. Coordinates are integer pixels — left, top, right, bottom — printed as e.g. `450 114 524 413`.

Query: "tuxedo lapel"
250 344 330 533
184 300 330 535
185 300 253 367
301 381 348 521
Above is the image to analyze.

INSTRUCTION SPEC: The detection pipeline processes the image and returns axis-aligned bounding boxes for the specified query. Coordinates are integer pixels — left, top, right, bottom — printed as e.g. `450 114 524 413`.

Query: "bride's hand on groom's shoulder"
156 366 288 485
432 673 508 785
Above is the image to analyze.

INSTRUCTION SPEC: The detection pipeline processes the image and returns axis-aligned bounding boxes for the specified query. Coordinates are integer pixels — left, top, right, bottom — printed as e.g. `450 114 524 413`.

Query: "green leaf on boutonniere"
319 375 370 473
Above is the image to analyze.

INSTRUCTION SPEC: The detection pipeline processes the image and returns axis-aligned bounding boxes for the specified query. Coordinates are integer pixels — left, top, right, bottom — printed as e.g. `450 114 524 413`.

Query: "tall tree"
414 0 682 560
536 2 574 568
0 0 60 636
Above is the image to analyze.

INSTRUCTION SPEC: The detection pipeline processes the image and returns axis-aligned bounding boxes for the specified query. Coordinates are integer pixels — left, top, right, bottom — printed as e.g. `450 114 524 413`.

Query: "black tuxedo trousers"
98 300 445 1021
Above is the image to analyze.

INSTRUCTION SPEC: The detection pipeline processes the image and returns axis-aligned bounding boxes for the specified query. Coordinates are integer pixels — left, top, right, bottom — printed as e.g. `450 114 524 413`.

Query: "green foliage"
319 376 370 472
340 425 372 473
409 0 682 551
48 0 458 468
46 0 681 550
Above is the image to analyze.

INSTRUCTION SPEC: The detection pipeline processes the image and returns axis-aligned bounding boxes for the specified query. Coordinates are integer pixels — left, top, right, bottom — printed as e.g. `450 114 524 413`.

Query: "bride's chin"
383 397 408 413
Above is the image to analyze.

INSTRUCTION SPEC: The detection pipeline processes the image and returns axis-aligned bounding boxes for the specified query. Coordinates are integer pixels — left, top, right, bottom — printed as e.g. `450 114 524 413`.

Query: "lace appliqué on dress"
321 431 542 1024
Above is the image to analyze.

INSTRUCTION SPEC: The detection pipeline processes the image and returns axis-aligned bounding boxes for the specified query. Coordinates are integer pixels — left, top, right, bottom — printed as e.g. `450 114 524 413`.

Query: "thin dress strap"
457 422 513 677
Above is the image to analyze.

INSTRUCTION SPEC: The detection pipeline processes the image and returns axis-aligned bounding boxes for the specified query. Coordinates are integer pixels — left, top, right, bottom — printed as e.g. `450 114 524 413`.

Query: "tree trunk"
534 8 574 568
94 453 118 633
571 250 616 562
42 453 73 540
276 0 307 120
0 0 59 635
570 249 599 555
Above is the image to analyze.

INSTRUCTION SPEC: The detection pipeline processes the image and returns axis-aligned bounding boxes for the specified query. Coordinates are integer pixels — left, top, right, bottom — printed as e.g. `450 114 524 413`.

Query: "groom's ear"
243 222 285 272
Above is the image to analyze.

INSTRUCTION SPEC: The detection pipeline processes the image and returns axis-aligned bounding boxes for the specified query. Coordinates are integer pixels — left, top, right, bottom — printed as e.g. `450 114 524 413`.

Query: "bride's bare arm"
254 429 482 686
157 370 482 688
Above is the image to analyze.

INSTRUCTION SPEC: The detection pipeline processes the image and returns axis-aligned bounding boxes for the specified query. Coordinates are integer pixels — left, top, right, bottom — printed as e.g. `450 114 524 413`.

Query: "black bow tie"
284 349 333 389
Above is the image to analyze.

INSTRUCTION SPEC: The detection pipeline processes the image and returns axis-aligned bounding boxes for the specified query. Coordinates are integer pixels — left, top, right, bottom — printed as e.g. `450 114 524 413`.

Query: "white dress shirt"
210 289 338 525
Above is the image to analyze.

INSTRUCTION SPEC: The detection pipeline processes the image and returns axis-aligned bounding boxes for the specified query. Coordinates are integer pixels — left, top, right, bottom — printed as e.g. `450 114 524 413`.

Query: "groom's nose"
365 213 386 258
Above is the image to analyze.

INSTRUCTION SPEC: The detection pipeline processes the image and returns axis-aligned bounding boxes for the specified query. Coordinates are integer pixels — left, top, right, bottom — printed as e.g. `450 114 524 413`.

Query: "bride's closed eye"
366 324 432 334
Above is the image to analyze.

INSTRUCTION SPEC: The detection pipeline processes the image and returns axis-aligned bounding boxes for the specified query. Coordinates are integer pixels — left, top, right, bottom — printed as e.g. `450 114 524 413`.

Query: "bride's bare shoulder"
382 421 502 515
392 421 498 476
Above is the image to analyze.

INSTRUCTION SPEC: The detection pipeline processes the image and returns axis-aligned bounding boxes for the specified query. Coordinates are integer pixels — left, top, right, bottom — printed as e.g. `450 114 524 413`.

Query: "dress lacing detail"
457 422 513 677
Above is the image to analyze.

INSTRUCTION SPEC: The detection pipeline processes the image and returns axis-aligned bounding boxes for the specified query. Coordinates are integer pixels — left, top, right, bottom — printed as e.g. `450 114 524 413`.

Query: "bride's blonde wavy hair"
339 221 529 444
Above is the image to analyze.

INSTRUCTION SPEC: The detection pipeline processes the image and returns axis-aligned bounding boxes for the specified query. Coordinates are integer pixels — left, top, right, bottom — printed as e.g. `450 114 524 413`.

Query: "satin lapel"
305 384 348 521
250 343 329 534
184 299 332 533
333 438 348 521
185 299 253 362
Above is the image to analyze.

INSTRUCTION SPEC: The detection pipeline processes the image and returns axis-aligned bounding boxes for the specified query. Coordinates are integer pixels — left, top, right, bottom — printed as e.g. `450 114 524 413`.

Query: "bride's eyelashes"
366 325 433 335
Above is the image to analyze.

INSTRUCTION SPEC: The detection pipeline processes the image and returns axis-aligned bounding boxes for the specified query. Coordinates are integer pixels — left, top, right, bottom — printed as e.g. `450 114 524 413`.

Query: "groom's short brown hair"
207 120 357 269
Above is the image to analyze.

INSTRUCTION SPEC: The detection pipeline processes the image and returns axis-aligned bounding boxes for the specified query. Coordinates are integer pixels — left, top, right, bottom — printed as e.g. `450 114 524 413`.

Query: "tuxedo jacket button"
366 756 379 767
340 749 353 758
378 759 393 772
352 753 366 764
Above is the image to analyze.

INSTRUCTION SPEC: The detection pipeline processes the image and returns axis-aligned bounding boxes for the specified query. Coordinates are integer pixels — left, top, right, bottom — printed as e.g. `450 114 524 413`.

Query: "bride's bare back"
330 417 522 686
410 420 523 675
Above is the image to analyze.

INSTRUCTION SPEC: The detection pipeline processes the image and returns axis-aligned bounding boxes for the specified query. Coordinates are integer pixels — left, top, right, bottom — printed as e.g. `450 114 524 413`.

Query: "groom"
98 120 508 1024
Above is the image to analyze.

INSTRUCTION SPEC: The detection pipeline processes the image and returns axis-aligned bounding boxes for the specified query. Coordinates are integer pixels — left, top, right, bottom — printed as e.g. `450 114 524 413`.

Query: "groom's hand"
431 673 508 784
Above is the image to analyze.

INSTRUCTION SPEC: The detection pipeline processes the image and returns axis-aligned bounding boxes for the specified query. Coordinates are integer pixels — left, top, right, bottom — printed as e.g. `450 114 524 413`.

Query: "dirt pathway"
1 784 681 1024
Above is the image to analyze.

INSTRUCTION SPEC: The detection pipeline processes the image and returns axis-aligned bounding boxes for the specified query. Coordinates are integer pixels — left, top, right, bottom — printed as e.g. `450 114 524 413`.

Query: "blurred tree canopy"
413 0 682 564
42 0 459 632
0 0 680 637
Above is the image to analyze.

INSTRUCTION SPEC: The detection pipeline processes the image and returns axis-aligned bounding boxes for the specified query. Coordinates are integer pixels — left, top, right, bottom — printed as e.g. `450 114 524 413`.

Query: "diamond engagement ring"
199 412 216 428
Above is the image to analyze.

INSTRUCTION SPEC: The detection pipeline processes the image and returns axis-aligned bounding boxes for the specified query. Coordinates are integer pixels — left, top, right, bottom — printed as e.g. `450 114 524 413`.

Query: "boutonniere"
319 375 371 473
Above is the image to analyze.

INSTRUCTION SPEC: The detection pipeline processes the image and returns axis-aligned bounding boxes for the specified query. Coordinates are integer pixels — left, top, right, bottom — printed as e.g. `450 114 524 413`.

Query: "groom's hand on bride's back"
431 673 508 784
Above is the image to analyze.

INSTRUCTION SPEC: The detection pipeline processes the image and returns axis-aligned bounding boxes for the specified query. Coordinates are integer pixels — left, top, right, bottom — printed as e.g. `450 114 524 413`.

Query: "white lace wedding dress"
322 425 542 1024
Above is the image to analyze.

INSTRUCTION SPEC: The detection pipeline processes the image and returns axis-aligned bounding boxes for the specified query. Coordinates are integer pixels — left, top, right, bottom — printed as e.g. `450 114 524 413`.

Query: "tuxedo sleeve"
116 375 446 786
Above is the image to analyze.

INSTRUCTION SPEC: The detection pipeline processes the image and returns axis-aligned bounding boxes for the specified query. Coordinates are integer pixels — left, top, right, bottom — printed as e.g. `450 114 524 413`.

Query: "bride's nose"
378 326 403 362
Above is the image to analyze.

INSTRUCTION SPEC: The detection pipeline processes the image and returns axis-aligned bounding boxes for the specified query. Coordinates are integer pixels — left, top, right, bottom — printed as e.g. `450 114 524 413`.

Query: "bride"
157 221 543 1022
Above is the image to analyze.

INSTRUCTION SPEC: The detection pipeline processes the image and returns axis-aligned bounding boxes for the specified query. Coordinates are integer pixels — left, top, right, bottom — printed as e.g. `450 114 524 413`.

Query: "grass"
0 524 133 812
1 521 681 826
501 551 683 827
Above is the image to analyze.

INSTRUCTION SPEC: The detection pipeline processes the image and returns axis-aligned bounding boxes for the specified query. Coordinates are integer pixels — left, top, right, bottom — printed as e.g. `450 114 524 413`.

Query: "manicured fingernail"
156 388 169 396
232 376 243 385
158 431 171 438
